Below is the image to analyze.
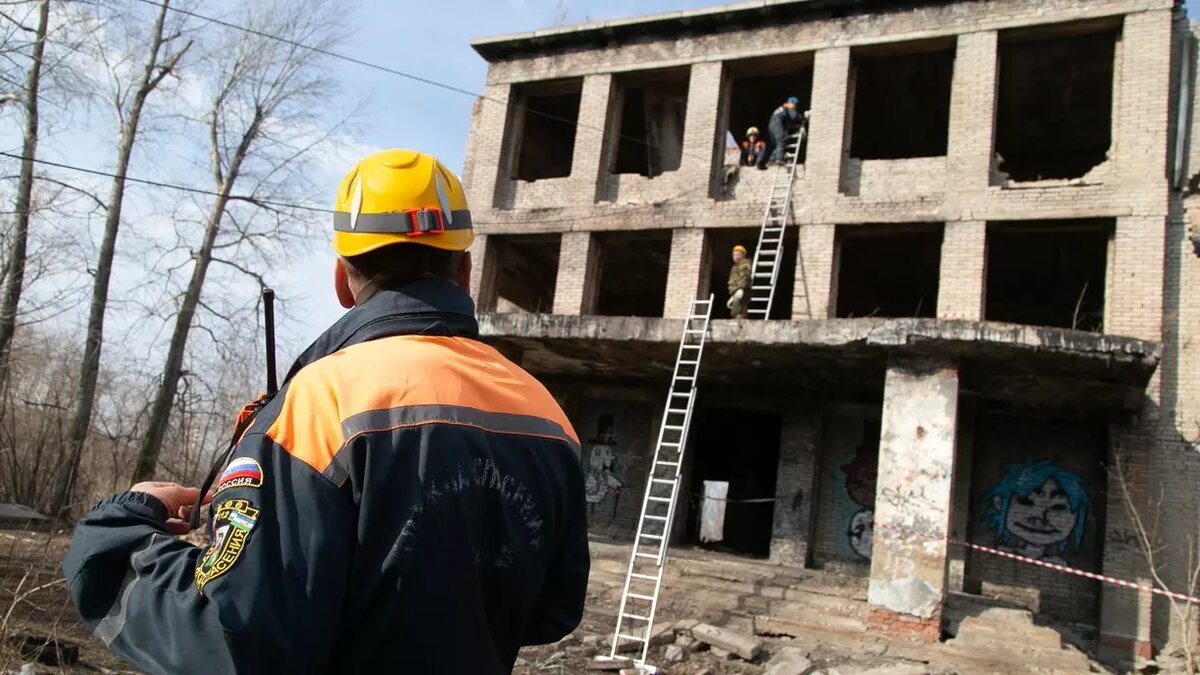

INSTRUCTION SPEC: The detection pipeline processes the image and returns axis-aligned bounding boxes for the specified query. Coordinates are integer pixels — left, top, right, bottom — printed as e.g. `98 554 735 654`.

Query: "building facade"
462 0 1200 662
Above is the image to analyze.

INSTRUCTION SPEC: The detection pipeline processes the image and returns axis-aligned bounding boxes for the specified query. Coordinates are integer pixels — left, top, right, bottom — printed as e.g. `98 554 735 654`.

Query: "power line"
1 149 712 227
129 0 774 180
0 151 332 214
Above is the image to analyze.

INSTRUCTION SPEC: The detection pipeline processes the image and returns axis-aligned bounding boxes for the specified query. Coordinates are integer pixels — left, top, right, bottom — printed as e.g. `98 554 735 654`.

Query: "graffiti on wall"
838 424 879 561
981 458 1093 565
583 414 626 523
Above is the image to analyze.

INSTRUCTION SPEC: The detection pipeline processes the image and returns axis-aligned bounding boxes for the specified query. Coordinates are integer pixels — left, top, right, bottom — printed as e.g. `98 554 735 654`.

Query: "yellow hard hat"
746 127 759 137
333 149 474 257
733 245 747 254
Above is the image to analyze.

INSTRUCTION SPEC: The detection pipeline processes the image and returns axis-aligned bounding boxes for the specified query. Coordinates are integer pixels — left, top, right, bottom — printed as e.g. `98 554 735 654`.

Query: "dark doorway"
849 40 955 159
492 234 561 313
706 227 797 320
594 230 672 317
612 68 690 177
995 22 1118 182
511 79 582 181
685 408 782 558
835 224 942 318
724 54 814 165
985 220 1111 332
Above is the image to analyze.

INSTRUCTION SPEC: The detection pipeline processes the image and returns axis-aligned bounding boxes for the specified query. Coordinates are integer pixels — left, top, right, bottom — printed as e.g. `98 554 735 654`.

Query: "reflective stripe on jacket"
63 279 589 675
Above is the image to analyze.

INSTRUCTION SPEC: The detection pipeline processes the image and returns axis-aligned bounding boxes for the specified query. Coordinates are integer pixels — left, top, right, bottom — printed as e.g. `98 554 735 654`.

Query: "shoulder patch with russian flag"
215 457 263 493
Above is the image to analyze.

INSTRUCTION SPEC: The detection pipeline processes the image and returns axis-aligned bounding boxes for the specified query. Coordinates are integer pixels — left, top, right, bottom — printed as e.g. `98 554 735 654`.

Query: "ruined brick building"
461 0 1200 662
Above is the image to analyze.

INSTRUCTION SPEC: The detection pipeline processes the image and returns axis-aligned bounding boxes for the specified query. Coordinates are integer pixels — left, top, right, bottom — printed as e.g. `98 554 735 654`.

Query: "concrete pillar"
553 232 600 315
770 408 821 566
946 32 997 193
462 84 513 210
572 74 614 201
793 223 836 319
469 233 499 311
680 62 725 194
806 47 851 197
867 356 959 642
936 221 986 321
663 228 706 319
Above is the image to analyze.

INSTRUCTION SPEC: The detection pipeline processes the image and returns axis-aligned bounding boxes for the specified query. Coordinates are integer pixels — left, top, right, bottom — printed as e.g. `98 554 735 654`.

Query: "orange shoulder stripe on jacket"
266 335 577 474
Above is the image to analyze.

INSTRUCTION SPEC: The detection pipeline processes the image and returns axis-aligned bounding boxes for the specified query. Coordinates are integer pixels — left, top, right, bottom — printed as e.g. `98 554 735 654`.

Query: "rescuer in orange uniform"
65 149 590 674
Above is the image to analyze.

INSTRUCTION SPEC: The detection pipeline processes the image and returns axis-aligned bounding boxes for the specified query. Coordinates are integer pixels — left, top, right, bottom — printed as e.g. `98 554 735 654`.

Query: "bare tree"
0 0 49 385
1111 448 1200 674
132 0 341 481
50 0 191 516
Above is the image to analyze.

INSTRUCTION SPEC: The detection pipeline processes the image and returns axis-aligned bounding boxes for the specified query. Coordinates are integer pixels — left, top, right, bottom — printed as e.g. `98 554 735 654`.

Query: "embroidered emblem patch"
195 498 259 593
215 457 263 493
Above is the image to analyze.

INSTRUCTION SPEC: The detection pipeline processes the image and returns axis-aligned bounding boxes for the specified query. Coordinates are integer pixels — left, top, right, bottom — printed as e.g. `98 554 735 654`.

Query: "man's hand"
130 482 212 535
730 288 744 303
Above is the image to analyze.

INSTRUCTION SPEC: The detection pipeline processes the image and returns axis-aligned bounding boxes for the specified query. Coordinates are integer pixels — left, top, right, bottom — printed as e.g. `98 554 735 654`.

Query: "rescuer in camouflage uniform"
727 244 752 319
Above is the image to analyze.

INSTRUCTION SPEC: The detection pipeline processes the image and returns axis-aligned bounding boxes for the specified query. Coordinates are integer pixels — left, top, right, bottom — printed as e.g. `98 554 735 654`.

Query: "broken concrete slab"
665 644 687 662
764 646 815 675
588 656 631 671
711 646 735 660
614 621 676 654
850 666 929 675
692 623 763 660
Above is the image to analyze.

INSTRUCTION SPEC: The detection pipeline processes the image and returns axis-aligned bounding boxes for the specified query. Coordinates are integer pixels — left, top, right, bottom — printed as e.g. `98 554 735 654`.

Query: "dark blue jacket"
63 280 589 674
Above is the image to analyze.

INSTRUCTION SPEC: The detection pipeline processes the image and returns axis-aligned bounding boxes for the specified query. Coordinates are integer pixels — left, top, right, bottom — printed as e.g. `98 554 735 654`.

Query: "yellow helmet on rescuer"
332 149 474 257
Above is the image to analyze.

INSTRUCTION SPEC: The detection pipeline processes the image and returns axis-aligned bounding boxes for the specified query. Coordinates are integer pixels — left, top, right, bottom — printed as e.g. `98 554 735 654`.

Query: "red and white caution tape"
873 519 1200 605
951 537 1200 605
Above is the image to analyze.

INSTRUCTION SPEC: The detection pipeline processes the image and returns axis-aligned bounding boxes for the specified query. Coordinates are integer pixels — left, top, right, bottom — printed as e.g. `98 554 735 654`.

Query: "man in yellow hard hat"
65 149 590 674
727 244 752 319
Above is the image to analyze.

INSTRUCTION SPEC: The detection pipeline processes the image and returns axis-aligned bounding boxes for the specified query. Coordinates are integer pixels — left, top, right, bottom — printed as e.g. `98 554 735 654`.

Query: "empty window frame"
510 80 582 181
995 22 1118 182
849 40 956 160
985 220 1111 332
835 225 943 318
706 227 797 320
594 231 672 317
612 69 690 177
492 234 562 313
724 54 814 165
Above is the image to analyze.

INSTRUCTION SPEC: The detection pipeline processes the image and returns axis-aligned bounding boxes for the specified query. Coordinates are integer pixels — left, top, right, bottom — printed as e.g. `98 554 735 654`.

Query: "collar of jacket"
282 278 479 383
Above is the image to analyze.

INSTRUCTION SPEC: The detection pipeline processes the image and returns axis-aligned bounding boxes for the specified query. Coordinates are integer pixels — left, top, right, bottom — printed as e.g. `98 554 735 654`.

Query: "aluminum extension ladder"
747 111 810 319
607 296 715 670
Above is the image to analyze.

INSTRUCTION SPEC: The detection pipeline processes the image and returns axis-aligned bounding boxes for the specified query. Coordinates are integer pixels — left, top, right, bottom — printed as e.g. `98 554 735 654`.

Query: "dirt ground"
0 529 1136 675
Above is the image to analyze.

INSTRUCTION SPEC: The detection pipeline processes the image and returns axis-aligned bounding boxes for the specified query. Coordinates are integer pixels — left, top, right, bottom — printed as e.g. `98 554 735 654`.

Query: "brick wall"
963 411 1107 623
811 408 879 570
663 228 706 319
937 221 986 320
552 232 599 315
770 409 821 565
566 388 661 540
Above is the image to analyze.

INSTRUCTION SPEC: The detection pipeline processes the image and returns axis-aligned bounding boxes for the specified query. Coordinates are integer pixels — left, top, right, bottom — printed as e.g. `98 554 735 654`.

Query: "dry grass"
0 526 132 673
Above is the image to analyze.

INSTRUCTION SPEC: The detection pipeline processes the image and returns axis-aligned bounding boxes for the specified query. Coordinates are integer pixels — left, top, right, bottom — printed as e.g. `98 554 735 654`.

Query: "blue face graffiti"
982 459 1092 562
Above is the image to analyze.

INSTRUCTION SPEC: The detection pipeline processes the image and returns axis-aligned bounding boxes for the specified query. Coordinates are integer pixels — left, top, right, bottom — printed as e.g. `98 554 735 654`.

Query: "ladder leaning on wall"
606 295 715 670
747 111 810 320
